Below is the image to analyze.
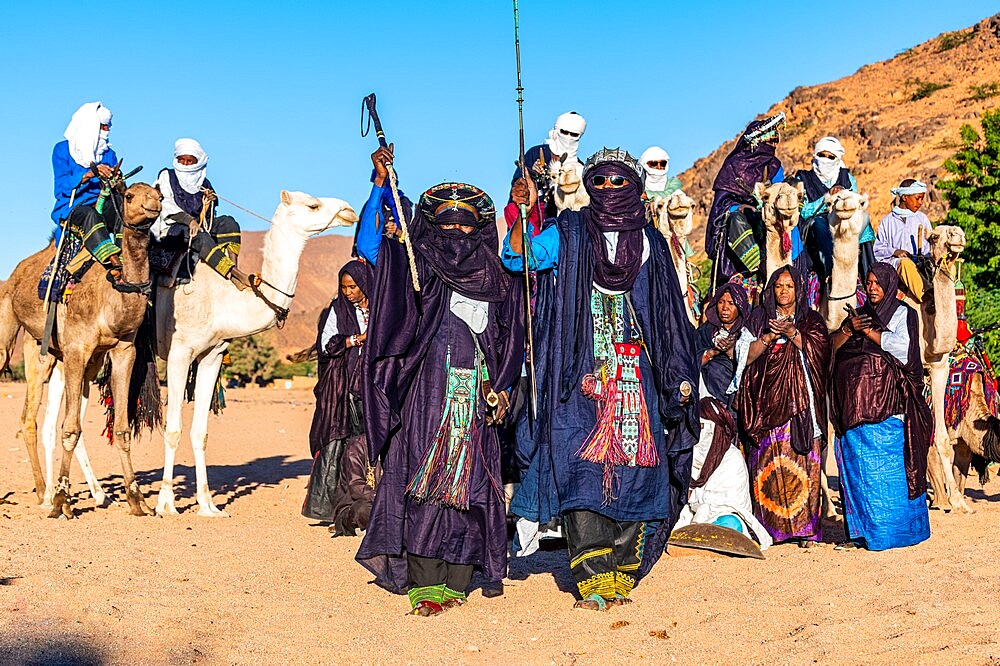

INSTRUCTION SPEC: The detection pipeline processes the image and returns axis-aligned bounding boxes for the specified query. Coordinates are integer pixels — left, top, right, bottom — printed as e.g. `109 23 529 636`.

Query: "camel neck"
258 220 307 311
119 228 150 285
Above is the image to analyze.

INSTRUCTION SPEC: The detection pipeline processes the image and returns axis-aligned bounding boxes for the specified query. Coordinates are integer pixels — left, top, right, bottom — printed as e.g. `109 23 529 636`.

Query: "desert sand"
1 381 998 665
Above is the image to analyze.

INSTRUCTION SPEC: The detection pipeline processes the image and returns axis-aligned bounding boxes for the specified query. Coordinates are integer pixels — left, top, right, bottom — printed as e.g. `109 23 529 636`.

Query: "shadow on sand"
0 634 107 666
67 455 311 515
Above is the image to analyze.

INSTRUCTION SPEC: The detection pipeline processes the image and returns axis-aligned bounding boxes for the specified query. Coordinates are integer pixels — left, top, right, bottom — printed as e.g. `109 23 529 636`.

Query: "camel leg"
952 442 972 510
0 286 19 374
156 345 195 516
928 360 972 513
49 350 89 519
192 344 228 517
19 340 53 504
108 342 153 516
75 382 109 506
42 364 108 508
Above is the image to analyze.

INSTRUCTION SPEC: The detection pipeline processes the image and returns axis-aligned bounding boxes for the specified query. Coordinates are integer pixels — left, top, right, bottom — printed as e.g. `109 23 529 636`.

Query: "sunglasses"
591 175 628 187
559 129 581 138
646 160 668 168
816 152 837 160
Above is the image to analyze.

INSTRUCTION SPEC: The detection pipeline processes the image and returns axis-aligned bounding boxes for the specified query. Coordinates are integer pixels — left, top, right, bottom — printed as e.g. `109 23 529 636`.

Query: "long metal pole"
514 0 537 420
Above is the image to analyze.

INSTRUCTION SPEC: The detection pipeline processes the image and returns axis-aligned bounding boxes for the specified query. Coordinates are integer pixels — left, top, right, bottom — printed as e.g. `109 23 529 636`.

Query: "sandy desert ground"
1 381 998 665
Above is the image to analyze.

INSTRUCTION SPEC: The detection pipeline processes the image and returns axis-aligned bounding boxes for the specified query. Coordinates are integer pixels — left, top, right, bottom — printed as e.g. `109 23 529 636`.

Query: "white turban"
546 111 587 163
812 136 845 186
639 146 670 192
173 138 209 194
64 102 113 167
891 180 928 197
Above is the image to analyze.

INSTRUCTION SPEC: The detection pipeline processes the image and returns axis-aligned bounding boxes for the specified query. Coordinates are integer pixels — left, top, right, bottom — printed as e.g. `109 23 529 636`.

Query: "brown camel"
0 181 163 518
948 371 1000 506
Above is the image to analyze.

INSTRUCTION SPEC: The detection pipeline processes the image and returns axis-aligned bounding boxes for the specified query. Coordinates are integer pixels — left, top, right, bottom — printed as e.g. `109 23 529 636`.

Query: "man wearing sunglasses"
639 146 682 202
507 111 589 228
503 148 699 612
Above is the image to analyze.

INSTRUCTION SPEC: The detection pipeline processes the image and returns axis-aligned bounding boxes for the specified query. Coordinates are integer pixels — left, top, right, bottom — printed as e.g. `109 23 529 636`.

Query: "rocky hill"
237 232 354 357
677 13 1000 253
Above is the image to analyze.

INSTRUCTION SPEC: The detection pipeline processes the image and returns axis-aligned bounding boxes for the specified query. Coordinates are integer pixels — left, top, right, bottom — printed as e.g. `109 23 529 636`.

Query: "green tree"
938 109 1000 354
937 109 1000 286
224 333 279 385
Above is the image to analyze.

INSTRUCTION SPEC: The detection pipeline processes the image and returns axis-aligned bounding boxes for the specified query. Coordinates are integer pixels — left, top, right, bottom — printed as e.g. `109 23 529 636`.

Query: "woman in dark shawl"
707 114 785 288
697 283 752 409
829 262 931 550
734 265 829 546
302 260 374 526
358 182 525 617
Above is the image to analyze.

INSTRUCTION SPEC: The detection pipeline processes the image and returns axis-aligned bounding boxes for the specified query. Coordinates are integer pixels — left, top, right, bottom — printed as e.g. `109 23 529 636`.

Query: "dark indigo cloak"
357 236 525 593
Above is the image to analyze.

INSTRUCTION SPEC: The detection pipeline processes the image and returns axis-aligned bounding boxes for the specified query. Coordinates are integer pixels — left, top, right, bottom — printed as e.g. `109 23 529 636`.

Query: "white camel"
153 190 357 516
652 190 698 326
754 180 804 279
901 225 968 513
820 190 870 332
549 158 589 212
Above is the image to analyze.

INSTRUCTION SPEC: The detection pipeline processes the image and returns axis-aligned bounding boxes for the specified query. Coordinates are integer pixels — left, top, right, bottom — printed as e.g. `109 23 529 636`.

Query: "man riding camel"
51 102 125 281
151 138 253 289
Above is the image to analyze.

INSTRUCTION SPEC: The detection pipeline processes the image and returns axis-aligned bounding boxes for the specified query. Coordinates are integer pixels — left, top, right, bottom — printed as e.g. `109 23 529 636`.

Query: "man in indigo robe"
504 148 699 611
357 173 525 617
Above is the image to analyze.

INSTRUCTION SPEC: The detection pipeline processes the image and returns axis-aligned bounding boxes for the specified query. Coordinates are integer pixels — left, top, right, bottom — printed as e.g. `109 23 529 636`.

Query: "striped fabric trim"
578 571 615 600
615 572 637 598
90 240 121 263
408 584 446 608
442 586 467 603
569 547 612 570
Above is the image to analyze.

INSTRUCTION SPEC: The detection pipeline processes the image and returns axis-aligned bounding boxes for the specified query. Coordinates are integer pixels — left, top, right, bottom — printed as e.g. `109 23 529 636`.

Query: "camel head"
825 190 869 240
275 190 359 237
122 182 163 228
654 190 695 238
554 160 583 194
927 225 966 264
754 180 803 257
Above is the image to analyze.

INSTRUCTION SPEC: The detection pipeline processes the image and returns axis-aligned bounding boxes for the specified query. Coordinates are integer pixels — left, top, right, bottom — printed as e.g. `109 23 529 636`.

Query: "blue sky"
0 1 995 277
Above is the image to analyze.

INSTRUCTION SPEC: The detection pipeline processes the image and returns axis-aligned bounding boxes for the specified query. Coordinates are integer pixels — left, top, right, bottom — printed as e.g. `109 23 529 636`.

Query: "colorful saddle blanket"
944 353 1000 430
37 235 85 303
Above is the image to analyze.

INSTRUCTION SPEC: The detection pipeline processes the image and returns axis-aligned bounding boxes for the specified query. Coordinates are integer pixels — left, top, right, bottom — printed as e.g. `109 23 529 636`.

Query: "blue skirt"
835 418 930 551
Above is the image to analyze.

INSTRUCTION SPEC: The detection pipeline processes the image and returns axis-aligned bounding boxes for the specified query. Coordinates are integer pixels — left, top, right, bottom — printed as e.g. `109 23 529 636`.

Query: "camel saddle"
148 236 196 287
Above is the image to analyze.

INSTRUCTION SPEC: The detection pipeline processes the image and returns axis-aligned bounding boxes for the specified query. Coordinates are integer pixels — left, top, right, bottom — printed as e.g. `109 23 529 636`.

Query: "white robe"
674 418 774 550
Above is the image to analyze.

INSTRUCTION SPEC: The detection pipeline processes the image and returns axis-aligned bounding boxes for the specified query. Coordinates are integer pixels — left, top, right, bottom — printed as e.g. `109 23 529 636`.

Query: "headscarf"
173 138 209 194
546 111 587 163
812 136 845 186
704 282 750 332
711 116 784 200
759 265 810 323
861 262 901 332
639 146 670 192
63 102 113 168
582 159 648 291
891 179 928 218
410 182 510 302
331 260 374 339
